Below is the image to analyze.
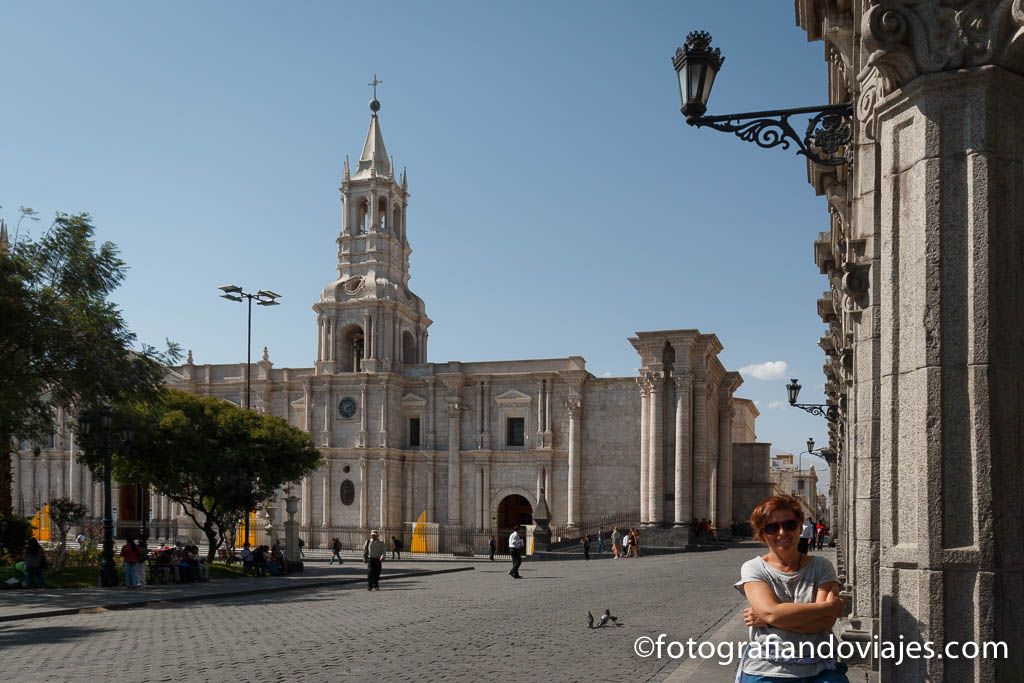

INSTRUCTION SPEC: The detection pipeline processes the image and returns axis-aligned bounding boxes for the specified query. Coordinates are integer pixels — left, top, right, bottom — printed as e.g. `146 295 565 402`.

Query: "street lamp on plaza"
81 406 133 588
672 31 854 167
218 285 281 542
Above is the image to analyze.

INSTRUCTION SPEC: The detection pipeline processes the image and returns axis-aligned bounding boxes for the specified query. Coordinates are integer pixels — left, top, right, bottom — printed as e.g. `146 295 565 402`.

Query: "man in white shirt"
508 527 524 579
799 518 816 555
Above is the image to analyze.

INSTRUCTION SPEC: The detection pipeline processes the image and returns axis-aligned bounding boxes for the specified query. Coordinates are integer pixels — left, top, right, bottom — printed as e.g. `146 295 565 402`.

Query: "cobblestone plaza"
0 550 770 682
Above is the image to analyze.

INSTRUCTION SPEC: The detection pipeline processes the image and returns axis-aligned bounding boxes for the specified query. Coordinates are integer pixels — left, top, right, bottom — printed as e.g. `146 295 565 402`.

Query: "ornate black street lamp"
786 378 839 423
672 31 853 167
218 284 280 543
82 406 133 588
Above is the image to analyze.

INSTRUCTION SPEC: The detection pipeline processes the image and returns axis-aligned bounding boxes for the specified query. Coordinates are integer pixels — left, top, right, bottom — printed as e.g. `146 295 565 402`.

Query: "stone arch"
338 323 365 372
377 196 388 231
355 197 370 235
402 330 418 365
491 487 536 529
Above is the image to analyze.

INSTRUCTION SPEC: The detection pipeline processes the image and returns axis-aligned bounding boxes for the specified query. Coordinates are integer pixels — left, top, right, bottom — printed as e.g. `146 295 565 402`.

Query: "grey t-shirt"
734 555 839 678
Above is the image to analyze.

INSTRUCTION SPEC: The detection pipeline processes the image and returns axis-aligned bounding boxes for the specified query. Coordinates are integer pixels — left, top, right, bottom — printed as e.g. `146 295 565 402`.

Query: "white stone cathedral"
10 99 772 542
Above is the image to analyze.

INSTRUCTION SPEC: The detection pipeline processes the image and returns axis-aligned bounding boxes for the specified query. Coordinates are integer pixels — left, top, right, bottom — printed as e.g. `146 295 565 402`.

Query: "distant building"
770 453 822 521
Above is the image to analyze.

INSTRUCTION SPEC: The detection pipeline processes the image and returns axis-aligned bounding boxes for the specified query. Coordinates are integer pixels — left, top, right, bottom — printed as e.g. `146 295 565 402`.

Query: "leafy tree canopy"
76 390 322 561
0 209 179 513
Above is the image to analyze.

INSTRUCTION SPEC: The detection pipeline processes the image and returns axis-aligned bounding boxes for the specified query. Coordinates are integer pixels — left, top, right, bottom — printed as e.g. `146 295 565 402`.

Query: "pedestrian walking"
815 521 826 551
298 537 305 558
581 534 591 560
799 518 815 555
488 536 496 561
630 528 641 558
25 538 46 589
622 531 631 558
120 537 144 589
508 526 524 578
611 526 621 558
363 530 386 590
391 535 403 560
330 537 343 565
596 527 606 554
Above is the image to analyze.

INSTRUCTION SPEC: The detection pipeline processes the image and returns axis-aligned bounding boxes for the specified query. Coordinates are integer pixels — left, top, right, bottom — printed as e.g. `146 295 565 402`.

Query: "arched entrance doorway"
497 494 534 529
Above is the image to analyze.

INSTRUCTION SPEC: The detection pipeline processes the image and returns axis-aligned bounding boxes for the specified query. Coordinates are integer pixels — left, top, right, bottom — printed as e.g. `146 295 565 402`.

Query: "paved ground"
0 544 835 682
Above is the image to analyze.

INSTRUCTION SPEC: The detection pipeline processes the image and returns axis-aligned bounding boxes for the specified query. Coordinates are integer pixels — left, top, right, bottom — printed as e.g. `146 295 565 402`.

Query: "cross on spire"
368 74 383 99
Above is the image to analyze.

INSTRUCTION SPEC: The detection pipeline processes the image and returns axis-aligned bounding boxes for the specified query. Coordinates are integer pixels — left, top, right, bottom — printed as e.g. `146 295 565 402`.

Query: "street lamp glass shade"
258 289 281 299
221 294 243 302
786 379 801 405
807 438 815 453
100 407 113 429
673 30 724 120
123 425 135 445
219 285 242 294
257 299 279 306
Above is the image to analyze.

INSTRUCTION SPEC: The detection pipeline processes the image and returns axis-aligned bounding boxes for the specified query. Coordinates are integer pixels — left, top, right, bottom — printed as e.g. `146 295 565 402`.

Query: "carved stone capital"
565 399 583 420
560 369 589 396
674 375 693 393
438 373 464 394
858 1 1024 136
446 401 464 419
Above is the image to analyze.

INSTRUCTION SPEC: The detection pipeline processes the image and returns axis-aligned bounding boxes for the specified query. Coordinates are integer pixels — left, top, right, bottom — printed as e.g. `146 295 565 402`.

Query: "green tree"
47 496 89 570
77 390 321 562
0 209 178 514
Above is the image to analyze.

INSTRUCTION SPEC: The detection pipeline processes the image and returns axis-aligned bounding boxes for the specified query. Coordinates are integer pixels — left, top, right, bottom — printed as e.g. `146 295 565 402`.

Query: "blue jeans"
125 562 140 587
740 662 849 683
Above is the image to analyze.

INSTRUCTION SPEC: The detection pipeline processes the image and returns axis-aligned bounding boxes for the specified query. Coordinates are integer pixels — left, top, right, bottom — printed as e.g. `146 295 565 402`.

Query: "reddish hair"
750 495 805 543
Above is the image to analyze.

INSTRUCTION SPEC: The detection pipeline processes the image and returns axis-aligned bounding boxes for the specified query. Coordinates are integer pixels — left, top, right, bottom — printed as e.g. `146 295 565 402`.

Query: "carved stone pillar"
446 402 463 526
716 403 735 537
638 376 650 524
674 375 692 527
426 454 436 522
359 459 369 529
565 399 583 527
359 381 368 448
321 460 331 527
379 459 388 528
692 378 710 520
647 370 664 525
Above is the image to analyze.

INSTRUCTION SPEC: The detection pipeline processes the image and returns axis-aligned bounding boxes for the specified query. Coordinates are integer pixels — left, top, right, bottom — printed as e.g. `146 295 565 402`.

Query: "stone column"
68 433 77 504
483 462 491 527
871 64 1024 680
379 382 388 448
359 381 368 448
446 401 463 526
674 375 692 527
403 456 412 525
11 453 21 514
566 399 583 527
476 467 485 529
638 376 650 524
426 454 435 522
543 379 552 444
359 459 369 529
716 402 734 536
482 380 491 450
301 475 311 526
536 379 545 446
41 456 50 508
648 370 664 525
321 460 331 527
323 387 332 447
426 379 436 449
379 459 388 528
691 377 710 520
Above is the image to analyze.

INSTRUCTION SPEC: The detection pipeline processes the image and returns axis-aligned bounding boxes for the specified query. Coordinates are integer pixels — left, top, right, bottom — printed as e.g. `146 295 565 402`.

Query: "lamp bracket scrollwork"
689 103 854 167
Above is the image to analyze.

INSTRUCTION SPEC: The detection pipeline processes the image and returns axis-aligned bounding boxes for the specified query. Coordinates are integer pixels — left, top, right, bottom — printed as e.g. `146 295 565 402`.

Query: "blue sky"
1 1 834 481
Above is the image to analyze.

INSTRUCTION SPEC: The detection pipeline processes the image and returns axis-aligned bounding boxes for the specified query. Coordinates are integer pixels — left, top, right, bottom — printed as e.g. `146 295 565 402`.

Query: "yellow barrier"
30 505 51 542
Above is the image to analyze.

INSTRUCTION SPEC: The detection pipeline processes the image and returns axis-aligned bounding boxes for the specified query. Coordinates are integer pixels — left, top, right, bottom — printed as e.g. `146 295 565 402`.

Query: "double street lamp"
218 285 281 410
81 406 133 588
218 285 281 542
672 30 854 167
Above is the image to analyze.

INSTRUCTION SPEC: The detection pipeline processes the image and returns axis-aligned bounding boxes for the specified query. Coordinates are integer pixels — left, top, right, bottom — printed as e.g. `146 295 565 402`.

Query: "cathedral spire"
353 81 391 180
343 155 350 182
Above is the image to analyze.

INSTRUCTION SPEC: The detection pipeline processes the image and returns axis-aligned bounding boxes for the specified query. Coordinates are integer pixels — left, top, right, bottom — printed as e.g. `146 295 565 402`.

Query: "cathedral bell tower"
314 95 431 374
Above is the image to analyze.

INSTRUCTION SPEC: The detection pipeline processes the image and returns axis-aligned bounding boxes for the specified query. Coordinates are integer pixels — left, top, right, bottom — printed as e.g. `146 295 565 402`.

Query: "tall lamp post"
672 31 854 167
82 406 133 588
218 284 281 542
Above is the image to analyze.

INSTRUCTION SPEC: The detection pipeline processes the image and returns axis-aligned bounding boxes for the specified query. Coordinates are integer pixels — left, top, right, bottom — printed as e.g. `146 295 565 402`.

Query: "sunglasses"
764 519 800 535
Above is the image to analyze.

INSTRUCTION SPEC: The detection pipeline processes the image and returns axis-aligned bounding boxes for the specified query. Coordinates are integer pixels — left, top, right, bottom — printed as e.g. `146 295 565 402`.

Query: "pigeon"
598 609 619 627
587 611 594 629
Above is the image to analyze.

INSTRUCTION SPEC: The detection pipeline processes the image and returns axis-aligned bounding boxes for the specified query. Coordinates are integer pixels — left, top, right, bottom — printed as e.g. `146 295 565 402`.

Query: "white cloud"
738 361 789 380
601 371 612 378
767 400 787 409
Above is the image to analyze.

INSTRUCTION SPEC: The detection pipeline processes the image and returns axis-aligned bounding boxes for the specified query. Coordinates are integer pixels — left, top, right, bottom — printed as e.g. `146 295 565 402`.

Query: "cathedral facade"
11 101 769 541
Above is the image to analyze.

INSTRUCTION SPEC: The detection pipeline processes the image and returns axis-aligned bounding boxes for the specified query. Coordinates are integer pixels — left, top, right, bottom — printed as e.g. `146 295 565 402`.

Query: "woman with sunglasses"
734 495 848 682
